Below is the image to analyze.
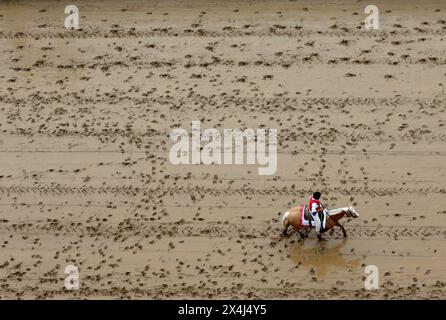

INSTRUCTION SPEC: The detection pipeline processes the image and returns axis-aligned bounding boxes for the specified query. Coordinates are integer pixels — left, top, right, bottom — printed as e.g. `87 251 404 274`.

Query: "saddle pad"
300 205 315 227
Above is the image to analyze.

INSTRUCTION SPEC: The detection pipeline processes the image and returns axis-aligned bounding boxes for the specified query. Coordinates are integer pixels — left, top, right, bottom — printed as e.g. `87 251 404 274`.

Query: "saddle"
301 205 326 231
303 205 312 221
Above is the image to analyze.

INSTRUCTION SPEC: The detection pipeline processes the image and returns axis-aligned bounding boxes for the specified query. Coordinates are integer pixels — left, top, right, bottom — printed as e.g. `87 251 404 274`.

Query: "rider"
308 192 325 237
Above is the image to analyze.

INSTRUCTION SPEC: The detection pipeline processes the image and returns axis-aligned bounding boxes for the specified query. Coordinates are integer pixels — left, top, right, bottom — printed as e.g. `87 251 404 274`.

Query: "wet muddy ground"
0 0 445 299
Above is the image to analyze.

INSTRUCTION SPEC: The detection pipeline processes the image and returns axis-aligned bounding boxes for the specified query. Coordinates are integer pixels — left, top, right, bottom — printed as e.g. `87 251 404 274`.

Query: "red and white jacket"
308 196 322 214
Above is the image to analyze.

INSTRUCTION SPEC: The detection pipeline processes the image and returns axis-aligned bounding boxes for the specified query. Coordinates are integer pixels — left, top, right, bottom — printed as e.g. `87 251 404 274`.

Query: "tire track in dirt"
0 221 445 241
1 93 443 108
1 285 445 300
8 57 446 70
1 185 444 196
2 27 446 39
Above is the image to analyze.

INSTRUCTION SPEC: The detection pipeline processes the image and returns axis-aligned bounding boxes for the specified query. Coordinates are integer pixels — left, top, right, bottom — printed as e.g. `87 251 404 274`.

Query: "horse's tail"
281 211 290 226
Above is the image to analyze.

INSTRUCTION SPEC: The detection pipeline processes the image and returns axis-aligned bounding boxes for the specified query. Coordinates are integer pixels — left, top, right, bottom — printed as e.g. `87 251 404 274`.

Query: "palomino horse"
281 205 359 240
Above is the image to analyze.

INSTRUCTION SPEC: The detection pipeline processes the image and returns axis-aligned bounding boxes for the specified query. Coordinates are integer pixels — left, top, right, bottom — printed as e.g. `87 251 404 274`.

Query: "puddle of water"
287 239 363 277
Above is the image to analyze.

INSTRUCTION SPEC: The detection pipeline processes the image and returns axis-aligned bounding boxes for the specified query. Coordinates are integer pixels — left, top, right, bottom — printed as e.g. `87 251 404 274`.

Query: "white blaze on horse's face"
349 206 359 218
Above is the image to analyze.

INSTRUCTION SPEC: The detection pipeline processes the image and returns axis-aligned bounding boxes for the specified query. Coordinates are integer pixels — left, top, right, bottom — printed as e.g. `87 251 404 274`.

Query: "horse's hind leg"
297 230 305 240
336 222 347 237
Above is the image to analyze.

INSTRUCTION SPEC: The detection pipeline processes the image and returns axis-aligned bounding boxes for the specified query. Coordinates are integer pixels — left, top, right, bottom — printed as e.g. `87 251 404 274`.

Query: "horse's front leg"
335 222 347 237
297 229 306 240
282 222 290 237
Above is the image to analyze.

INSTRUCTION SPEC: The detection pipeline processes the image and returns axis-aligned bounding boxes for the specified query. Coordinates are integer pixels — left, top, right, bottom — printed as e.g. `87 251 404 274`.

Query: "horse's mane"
327 207 350 216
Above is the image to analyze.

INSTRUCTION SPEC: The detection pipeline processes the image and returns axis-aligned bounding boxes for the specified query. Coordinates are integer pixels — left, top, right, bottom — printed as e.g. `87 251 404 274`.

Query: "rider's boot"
318 211 325 233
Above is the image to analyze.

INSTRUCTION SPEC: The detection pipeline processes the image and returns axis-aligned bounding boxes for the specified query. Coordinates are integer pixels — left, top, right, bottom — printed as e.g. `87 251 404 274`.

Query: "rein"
344 218 354 224
342 210 357 224
330 210 355 225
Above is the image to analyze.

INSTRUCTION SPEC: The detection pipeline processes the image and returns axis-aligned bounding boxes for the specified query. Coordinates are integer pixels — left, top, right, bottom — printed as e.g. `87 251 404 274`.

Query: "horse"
281 205 359 240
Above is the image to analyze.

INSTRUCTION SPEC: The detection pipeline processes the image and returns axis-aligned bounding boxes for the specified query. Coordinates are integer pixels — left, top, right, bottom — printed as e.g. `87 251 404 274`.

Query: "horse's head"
346 206 359 218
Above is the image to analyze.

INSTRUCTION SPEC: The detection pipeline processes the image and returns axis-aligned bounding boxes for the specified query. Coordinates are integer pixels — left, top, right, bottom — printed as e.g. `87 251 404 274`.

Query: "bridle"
344 208 357 223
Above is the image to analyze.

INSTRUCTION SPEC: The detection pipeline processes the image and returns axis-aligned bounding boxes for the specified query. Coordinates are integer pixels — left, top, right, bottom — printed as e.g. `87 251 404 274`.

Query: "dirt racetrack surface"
0 0 445 299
